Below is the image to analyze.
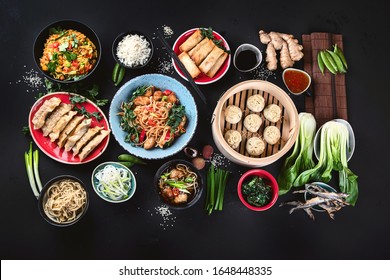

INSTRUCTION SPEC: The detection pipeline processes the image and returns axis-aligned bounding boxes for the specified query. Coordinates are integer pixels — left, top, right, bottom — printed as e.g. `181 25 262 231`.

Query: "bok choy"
293 121 358 206
278 113 316 195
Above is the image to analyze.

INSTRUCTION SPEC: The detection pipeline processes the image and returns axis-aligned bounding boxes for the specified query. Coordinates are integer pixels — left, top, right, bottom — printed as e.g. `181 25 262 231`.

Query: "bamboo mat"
302 33 348 127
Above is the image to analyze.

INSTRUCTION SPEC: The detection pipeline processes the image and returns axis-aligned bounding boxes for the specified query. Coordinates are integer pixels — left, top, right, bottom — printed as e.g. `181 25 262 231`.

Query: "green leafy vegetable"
69 94 102 121
293 120 358 206
242 176 272 207
199 27 230 54
167 104 186 130
45 79 108 107
278 113 317 195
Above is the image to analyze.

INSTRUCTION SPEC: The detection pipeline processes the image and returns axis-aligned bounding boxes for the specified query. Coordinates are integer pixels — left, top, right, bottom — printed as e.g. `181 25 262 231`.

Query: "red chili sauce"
284 70 310 94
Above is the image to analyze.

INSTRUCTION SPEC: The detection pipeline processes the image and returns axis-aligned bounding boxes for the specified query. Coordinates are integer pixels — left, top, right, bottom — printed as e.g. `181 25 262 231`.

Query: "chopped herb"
44 79 108 107
167 104 186 130
199 27 230 54
22 126 30 136
63 51 77 62
69 95 87 104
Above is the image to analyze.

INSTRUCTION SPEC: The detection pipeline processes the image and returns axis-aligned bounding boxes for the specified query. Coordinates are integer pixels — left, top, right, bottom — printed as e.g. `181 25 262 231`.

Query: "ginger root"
258 29 304 70
280 41 294 69
266 42 277 71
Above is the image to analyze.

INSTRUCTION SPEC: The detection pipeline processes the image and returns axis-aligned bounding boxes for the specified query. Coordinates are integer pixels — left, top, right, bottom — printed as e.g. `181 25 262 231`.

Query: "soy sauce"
235 50 257 71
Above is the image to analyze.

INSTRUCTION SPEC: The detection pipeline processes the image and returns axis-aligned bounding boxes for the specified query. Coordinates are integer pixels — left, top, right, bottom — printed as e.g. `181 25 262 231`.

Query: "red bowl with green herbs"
237 169 279 211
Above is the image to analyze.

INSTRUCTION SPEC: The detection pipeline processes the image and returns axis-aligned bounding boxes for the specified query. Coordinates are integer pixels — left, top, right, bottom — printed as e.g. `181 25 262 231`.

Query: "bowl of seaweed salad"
237 169 279 211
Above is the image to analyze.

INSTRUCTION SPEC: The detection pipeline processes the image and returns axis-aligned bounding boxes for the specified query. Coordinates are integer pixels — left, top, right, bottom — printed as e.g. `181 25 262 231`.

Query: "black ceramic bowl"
112 30 154 69
33 19 101 84
154 159 203 209
38 175 89 227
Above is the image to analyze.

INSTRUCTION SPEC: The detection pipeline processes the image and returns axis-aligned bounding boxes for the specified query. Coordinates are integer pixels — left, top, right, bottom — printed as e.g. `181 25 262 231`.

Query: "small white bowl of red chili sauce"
282 68 312 96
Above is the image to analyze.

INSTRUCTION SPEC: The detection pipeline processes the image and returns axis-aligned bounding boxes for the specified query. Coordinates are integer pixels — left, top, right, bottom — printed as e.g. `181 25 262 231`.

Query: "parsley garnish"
199 27 230 54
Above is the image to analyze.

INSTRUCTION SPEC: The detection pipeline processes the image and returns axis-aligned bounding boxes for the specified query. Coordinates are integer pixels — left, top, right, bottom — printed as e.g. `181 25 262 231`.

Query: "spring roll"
179 29 203 52
199 46 225 74
206 52 228 78
189 38 215 65
178 52 201 79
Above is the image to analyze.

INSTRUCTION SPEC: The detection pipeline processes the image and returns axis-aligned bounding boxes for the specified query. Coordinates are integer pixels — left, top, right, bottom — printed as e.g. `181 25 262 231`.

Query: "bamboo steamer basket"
211 80 299 167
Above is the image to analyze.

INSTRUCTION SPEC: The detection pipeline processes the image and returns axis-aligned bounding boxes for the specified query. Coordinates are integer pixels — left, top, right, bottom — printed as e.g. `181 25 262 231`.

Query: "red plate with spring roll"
28 92 110 164
172 27 231 85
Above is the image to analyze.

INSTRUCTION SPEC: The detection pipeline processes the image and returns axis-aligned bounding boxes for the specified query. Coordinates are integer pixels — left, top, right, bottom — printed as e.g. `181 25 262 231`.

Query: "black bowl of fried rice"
33 19 101 84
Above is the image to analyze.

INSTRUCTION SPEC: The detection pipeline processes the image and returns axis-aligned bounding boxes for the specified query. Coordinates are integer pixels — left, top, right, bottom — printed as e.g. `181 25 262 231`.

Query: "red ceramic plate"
29 92 110 164
172 28 231 85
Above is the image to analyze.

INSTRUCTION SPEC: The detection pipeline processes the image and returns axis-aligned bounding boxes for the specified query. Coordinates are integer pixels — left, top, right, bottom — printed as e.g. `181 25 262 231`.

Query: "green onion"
33 149 43 192
24 142 40 198
205 164 230 215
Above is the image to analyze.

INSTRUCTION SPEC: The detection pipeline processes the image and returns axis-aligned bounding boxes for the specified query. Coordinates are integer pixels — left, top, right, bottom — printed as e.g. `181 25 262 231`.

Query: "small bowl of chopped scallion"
91 161 136 203
237 169 279 211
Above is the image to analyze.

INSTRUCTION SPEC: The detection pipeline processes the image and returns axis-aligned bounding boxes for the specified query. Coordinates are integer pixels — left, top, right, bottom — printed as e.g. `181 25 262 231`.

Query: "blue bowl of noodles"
109 74 198 160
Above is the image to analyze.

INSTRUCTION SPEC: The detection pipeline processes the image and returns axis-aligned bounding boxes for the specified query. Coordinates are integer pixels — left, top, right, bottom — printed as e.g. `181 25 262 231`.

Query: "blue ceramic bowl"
109 74 198 160
91 161 137 203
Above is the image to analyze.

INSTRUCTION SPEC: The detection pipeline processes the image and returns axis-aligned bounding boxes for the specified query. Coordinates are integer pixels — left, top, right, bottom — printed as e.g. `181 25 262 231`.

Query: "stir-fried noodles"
119 85 187 150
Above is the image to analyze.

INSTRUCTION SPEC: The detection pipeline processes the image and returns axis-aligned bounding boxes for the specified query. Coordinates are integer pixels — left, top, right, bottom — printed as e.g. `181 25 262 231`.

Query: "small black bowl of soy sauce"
233 43 262 72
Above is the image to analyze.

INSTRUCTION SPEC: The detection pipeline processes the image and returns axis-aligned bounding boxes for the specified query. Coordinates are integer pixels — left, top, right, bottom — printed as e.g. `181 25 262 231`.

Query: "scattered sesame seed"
251 63 276 81
153 204 176 230
209 152 231 168
15 68 44 93
162 25 174 38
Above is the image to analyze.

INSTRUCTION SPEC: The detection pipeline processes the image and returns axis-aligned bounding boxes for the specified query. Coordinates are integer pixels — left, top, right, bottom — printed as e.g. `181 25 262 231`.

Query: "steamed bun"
247 94 265 112
263 125 281 145
263 104 282 123
224 130 242 149
224 105 242 124
246 137 265 156
243 114 262 132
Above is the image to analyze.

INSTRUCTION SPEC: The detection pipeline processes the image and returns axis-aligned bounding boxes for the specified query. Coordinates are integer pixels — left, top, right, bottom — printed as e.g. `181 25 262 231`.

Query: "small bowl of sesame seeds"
112 30 154 69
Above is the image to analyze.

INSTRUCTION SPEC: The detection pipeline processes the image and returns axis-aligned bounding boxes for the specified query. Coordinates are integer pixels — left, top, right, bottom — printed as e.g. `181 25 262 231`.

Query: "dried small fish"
280 183 349 220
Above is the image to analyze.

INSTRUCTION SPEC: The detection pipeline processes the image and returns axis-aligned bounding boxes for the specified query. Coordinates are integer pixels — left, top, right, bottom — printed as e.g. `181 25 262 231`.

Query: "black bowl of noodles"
154 159 203 210
33 19 101 84
38 175 89 227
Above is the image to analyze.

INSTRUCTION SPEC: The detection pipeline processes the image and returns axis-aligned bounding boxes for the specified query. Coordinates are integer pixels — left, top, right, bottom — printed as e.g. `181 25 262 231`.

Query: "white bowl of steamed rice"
112 30 154 69
38 175 89 227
